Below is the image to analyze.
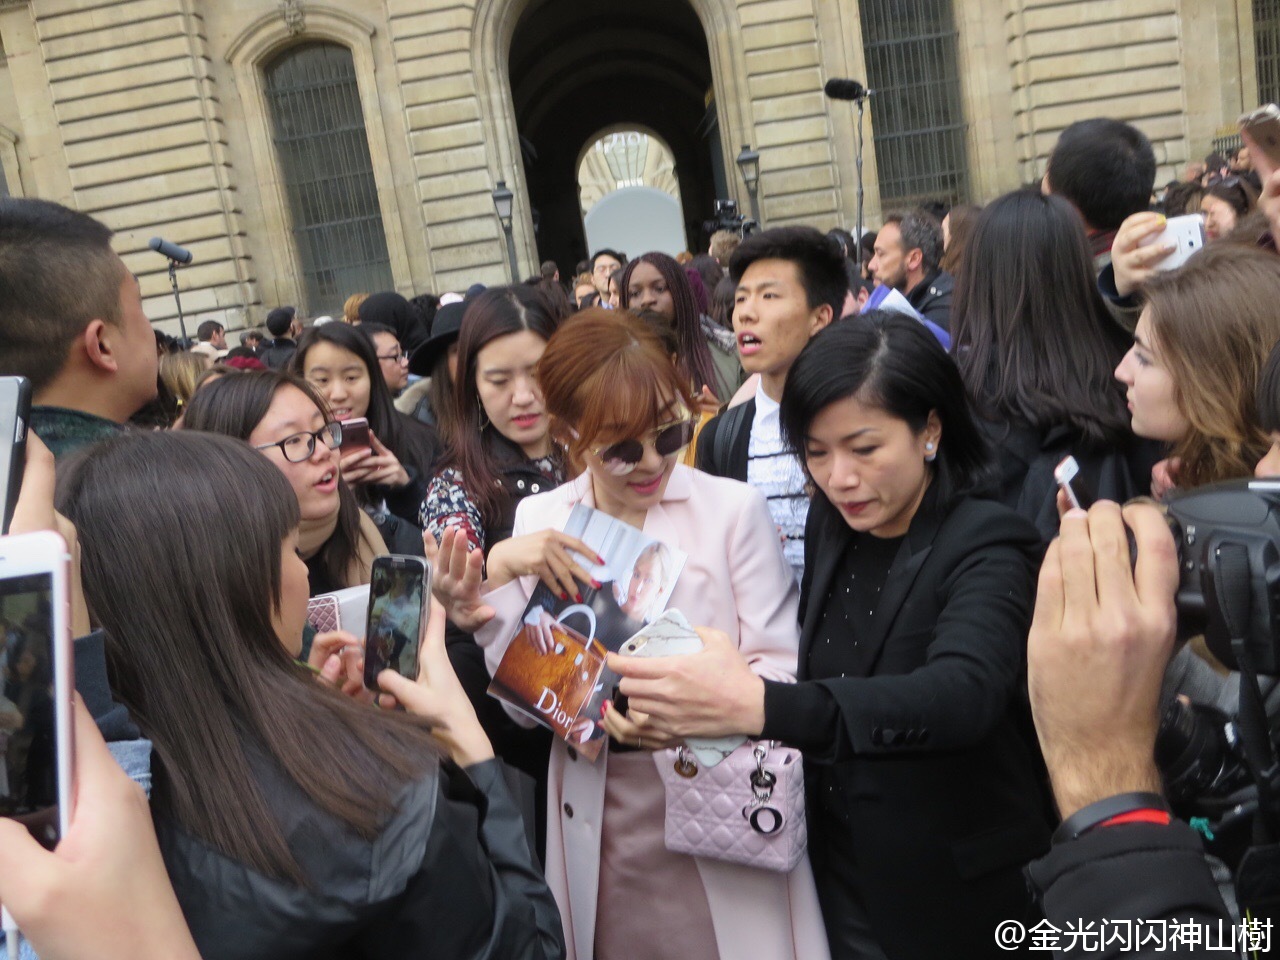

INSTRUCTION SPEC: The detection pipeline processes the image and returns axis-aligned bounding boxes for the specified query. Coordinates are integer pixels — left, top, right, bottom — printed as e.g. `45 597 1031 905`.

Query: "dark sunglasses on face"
253 421 343 463
594 419 697 476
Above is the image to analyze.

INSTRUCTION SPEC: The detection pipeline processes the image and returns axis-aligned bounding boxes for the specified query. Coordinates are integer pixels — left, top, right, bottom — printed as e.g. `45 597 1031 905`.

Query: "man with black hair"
1044 118 1156 269
258 305 300 370
696 226 844 581
0 198 158 460
590 248 624 300
868 210 953 331
1045 118 1156 334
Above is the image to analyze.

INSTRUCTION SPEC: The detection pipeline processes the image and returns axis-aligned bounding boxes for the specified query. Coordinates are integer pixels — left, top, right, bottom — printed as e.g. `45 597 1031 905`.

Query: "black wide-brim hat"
409 301 466 376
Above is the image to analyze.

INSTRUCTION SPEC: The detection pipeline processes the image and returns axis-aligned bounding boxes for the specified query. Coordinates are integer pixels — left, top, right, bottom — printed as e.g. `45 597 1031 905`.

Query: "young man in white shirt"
695 226 848 581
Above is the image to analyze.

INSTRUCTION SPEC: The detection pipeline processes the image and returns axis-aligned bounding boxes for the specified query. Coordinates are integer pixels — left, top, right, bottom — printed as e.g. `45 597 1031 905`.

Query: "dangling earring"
477 397 490 432
924 441 937 463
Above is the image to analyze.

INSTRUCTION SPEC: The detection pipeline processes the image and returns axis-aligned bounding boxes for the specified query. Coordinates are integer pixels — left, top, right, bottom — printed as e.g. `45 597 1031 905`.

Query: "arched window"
859 0 969 207
263 42 393 314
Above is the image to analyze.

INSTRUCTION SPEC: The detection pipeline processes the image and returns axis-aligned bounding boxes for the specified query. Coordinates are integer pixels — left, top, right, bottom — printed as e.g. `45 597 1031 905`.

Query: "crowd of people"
1 110 1278 960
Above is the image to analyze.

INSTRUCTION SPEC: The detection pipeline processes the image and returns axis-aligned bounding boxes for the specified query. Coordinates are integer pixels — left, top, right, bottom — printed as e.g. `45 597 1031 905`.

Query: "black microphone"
824 78 872 101
148 236 193 265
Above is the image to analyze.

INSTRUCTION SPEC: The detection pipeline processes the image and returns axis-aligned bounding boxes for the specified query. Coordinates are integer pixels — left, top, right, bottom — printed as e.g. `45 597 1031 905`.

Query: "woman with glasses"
360 321 411 397
292 322 440 532
183 371 389 595
434 309 825 960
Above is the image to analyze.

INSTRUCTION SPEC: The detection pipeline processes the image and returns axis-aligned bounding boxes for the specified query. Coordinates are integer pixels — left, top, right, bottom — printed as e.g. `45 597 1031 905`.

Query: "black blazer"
770 489 1053 959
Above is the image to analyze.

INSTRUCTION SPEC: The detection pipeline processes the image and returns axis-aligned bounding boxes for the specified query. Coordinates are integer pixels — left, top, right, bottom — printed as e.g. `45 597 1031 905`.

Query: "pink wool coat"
475 464 830 960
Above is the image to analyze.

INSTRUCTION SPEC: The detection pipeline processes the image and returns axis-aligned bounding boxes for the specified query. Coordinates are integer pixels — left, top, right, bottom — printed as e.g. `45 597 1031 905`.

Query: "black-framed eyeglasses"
592 419 697 476
377 350 409 363
253 421 343 463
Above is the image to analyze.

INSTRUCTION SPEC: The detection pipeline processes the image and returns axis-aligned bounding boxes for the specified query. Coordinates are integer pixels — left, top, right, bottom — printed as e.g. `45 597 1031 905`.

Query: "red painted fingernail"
561 592 569 601
597 555 606 564
600 700 610 717
590 579 602 589
575 593 583 603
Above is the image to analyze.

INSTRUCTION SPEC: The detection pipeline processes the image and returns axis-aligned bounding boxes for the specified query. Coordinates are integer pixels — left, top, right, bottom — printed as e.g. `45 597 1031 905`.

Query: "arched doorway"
578 129 687 257
507 0 721 273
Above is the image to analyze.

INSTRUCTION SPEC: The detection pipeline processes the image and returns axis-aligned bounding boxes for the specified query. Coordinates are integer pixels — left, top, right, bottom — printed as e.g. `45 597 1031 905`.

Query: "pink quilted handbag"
657 741 806 873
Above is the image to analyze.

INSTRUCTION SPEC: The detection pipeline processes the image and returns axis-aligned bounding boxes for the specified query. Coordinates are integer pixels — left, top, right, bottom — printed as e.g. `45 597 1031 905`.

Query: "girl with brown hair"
435 309 826 960
1115 243 1280 492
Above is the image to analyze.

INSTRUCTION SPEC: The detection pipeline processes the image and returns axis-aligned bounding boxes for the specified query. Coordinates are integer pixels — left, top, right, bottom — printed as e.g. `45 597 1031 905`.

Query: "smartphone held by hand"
338 417 371 457
1139 214 1205 273
1240 103 1280 169
0 376 32 537
363 555 429 689
0 530 74 849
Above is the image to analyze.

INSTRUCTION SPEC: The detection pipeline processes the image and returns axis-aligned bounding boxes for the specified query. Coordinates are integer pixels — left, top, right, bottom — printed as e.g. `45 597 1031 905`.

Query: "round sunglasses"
593 419 697 476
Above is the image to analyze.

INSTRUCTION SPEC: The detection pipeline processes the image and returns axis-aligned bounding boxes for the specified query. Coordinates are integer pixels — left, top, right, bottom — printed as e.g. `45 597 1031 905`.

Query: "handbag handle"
555 603 597 640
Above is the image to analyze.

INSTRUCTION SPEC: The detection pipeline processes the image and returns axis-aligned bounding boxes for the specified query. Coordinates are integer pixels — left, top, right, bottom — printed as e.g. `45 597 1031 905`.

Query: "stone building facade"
0 0 1258 334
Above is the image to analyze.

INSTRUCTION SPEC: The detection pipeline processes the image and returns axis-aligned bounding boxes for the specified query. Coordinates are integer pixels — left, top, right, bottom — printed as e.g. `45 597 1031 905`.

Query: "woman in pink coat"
434 309 828 960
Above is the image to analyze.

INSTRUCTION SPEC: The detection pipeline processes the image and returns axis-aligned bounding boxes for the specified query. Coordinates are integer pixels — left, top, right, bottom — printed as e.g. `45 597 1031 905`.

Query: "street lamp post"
492 180 518 281
735 144 761 225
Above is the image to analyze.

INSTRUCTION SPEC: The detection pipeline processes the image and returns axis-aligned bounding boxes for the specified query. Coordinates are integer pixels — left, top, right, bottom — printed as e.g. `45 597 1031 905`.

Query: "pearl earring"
924 441 937 463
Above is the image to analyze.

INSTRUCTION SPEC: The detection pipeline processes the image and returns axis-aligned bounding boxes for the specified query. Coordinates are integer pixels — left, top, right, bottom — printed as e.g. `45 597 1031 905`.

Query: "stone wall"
1 0 254 333
0 0 1259 335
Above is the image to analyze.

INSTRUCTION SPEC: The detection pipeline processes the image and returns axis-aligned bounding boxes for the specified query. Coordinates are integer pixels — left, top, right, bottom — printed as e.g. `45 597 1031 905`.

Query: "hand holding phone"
0 530 75 849
363 555 429 689
0 376 32 536
338 417 371 457
1054 456 1093 513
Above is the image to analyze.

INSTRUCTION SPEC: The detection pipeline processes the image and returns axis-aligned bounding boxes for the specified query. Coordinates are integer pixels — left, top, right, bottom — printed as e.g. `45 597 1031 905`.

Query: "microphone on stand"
148 237 193 341
824 79 873 264
148 236 193 264
824 78 873 101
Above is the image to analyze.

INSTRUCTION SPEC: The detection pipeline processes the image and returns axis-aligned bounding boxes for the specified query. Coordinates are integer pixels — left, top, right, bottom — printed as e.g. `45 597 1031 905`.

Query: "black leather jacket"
158 750 565 960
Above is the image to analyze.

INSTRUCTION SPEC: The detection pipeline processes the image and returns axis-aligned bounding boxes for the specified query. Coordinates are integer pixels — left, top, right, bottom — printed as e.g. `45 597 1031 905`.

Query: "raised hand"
485 527 603 597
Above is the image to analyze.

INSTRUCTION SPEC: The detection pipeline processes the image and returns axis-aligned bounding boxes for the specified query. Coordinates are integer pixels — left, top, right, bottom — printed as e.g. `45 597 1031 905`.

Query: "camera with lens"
1148 479 1280 913
702 198 758 240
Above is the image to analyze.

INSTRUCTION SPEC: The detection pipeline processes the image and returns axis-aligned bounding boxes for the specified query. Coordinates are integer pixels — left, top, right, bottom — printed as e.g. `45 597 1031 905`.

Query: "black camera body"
702 198 758 240
1165 479 1280 674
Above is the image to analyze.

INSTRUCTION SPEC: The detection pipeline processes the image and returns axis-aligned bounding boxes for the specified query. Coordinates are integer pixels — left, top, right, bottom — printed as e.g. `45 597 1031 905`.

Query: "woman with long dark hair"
292 321 439 531
421 286 569 555
951 189 1138 539
183 370 389 594
420 285 582 863
609 313 1053 960
55 430 563 959
620 251 741 403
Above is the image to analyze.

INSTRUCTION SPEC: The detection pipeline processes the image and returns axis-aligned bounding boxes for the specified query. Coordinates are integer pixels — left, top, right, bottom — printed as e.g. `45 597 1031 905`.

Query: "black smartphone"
1054 455 1094 511
0 376 33 536
363 554 429 689
0 531 75 849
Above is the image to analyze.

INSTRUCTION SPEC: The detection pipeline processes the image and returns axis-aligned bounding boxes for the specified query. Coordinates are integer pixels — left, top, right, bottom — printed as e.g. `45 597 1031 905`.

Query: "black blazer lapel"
798 497 849 679
851 539 933 675
843 484 948 676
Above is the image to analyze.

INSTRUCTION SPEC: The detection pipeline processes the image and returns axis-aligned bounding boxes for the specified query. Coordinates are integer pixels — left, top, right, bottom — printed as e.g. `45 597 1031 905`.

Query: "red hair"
538 309 695 473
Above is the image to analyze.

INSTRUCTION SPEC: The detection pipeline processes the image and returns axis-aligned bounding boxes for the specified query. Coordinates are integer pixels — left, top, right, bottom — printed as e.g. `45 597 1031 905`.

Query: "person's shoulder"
682 465 769 517
939 495 1040 553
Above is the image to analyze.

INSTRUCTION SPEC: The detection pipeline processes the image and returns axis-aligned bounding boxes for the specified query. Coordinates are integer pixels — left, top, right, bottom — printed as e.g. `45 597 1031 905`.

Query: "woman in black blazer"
611 313 1054 959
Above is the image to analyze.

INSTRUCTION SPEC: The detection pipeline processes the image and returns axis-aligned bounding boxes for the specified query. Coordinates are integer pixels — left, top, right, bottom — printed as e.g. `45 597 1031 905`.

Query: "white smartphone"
620 610 746 768
0 530 75 849
1140 214 1205 272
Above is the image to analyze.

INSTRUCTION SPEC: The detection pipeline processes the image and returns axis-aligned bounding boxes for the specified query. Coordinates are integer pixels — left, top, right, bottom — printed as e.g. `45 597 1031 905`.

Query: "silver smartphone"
0 530 75 849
